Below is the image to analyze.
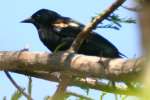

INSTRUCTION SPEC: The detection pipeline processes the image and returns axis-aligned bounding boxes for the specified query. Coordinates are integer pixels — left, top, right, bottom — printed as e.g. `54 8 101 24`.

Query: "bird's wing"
52 17 84 37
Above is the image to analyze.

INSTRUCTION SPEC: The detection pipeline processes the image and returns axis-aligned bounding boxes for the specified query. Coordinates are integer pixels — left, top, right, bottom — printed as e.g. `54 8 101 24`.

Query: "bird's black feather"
21 9 125 58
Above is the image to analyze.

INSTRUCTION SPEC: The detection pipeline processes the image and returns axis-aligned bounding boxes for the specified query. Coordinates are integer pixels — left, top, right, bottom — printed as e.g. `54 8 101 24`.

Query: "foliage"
98 13 136 30
11 90 23 100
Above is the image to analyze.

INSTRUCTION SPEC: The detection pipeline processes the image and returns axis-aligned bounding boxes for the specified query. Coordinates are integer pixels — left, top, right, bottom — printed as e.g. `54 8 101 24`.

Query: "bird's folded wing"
52 18 85 37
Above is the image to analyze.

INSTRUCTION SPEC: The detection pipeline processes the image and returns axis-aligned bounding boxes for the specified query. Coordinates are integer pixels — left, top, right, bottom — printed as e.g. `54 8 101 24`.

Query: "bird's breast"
38 27 61 51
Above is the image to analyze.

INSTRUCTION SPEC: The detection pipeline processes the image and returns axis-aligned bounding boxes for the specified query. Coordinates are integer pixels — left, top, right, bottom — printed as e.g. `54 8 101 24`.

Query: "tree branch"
0 51 144 96
12 69 140 96
68 0 126 52
4 71 33 100
0 51 143 82
66 91 93 100
52 74 71 100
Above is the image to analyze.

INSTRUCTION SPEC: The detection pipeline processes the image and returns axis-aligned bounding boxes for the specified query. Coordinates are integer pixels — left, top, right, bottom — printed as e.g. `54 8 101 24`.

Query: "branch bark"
0 51 144 82
12 68 140 96
0 51 142 99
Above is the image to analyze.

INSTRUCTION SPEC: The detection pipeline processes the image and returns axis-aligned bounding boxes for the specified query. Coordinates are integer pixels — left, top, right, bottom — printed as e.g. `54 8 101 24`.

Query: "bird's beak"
21 17 34 23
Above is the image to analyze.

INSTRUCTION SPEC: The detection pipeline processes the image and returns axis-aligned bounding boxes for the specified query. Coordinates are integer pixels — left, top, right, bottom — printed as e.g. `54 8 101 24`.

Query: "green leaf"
121 95 128 100
108 14 136 24
44 96 51 100
11 90 23 100
98 24 120 30
99 92 107 100
54 42 66 53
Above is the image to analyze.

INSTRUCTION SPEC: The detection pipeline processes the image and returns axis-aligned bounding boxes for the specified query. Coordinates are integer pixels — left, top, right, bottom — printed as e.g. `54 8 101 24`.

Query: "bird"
21 9 125 58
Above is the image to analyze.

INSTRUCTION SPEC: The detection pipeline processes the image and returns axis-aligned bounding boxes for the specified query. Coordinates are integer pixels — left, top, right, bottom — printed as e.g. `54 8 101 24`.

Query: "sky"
0 0 141 100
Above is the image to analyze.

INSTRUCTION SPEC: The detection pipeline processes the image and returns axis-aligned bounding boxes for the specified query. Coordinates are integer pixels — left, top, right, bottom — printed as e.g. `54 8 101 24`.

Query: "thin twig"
28 77 32 100
69 0 126 52
121 5 141 12
4 71 33 100
66 91 94 100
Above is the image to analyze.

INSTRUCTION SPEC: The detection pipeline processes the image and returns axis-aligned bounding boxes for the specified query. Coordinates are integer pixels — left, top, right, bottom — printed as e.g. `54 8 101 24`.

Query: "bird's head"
21 9 61 29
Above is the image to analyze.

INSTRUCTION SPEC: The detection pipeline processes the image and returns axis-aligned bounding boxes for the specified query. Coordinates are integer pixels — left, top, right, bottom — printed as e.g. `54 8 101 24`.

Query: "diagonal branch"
4 71 33 100
69 0 126 52
66 91 94 100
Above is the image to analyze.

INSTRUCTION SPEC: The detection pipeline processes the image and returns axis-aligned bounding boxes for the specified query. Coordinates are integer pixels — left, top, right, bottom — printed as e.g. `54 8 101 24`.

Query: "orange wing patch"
68 22 79 27
53 19 79 28
54 22 68 28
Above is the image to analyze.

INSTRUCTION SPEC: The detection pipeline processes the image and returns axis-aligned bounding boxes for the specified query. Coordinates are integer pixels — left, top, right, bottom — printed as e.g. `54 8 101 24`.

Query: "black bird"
21 9 124 58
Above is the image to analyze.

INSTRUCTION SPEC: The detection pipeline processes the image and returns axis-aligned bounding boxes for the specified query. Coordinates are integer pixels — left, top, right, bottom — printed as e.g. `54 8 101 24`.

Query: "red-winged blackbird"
21 9 125 58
